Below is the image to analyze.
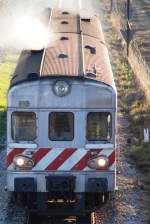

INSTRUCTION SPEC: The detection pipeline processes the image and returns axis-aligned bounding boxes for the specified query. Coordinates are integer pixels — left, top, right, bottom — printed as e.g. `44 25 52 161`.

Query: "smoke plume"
0 0 100 51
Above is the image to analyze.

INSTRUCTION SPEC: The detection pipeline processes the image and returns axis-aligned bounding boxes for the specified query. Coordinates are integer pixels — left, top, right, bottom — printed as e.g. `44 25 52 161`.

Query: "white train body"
6 9 117 214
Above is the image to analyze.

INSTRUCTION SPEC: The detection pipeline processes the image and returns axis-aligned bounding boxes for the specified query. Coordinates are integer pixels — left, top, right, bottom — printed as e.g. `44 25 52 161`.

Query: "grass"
102 10 150 189
111 33 150 170
130 143 150 184
130 143 150 169
112 45 150 137
0 53 18 138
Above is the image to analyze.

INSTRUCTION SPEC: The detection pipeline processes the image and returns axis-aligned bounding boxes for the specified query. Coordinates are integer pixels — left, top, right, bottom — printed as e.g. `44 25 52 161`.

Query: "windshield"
87 112 112 141
12 112 36 141
49 112 74 141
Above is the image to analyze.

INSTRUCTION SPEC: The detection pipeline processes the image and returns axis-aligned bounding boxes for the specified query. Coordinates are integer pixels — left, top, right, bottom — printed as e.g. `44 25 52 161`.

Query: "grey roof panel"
10 50 43 87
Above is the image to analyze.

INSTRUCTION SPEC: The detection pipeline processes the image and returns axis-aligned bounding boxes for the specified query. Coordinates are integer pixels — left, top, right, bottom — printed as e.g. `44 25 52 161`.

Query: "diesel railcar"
6 9 117 216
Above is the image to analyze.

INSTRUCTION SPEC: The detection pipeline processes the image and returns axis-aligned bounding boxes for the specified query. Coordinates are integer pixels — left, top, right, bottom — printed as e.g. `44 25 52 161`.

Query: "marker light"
53 80 70 97
13 155 34 169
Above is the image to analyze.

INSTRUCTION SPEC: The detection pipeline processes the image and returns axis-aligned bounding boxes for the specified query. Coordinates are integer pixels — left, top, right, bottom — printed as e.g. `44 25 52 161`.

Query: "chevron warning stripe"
7 148 115 171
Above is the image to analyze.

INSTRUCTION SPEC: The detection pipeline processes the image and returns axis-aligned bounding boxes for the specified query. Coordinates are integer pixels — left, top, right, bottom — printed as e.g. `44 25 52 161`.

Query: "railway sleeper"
27 213 94 224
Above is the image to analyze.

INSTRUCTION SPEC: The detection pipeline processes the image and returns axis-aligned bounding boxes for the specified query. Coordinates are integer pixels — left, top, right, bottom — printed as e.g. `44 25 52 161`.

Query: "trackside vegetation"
103 11 150 188
0 53 18 139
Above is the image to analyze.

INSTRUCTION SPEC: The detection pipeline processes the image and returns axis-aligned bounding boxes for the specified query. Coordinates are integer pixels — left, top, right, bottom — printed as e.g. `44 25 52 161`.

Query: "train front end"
7 77 116 214
6 10 117 215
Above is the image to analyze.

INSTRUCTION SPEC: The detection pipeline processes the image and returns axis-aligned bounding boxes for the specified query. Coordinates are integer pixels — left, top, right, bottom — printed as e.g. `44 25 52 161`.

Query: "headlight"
87 155 109 170
13 155 34 169
97 157 107 167
16 158 25 166
53 80 70 97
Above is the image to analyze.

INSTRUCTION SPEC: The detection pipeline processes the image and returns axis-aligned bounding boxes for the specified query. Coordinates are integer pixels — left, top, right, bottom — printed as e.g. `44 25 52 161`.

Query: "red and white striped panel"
7 148 115 171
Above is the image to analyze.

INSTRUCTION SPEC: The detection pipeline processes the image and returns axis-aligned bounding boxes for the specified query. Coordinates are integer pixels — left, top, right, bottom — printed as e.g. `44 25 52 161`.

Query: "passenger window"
49 112 74 141
12 112 36 141
87 112 112 141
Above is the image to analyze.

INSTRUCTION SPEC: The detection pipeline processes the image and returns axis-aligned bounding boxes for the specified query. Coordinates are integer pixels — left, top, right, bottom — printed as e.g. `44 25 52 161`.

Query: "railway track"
27 211 96 224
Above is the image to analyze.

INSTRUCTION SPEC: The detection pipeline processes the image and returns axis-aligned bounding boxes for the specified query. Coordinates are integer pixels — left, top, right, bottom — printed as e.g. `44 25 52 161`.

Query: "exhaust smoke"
0 0 56 51
0 0 101 51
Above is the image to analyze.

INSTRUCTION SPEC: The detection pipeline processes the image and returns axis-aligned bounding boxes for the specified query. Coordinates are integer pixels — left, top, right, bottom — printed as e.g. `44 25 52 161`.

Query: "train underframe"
11 175 114 216
14 192 111 214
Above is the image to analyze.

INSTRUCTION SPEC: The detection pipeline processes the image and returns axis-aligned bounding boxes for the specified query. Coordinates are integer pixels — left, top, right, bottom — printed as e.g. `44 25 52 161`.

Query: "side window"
49 112 74 141
12 112 36 141
87 112 112 141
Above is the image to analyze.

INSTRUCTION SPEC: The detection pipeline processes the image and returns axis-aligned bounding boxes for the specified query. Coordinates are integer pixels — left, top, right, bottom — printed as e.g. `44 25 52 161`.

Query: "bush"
130 143 150 174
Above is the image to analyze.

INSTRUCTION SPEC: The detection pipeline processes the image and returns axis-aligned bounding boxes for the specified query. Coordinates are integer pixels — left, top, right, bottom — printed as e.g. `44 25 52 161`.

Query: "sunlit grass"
0 53 18 107
0 53 18 138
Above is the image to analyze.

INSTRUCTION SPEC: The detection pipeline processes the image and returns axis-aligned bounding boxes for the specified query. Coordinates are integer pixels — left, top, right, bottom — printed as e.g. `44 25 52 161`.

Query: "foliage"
130 143 150 184
104 13 150 191
0 53 18 138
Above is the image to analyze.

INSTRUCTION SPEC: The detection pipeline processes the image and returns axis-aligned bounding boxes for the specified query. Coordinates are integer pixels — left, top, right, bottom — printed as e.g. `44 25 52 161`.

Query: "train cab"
6 9 117 215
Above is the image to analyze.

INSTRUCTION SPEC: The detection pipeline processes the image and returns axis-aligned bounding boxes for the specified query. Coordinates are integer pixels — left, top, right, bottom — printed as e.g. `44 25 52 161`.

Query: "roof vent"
86 72 96 78
62 11 69 15
58 53 68 59
86 65 97 78
60 37 69 41
31 49 43 53
85 45 96 54
11 74 18 81
27 73 39 80
61 21 69 25
81 18 91 22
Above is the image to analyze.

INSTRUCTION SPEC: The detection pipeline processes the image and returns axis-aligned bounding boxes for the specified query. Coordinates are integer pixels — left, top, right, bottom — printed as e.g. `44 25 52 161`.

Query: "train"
6 8 117 218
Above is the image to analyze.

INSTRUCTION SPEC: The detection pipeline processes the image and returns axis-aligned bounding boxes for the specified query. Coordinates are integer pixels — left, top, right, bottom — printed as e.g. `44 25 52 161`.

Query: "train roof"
10 9 116 90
